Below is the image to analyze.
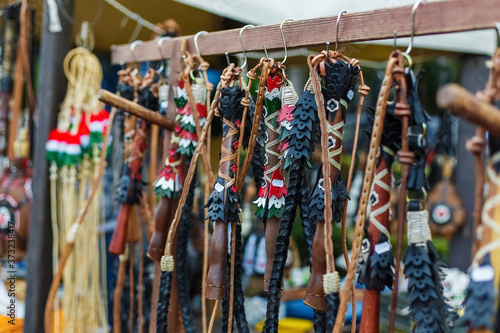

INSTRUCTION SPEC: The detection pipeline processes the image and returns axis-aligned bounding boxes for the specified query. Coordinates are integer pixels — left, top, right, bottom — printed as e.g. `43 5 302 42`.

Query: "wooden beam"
110 0 500 64
97 89 175 130
24 0 74 331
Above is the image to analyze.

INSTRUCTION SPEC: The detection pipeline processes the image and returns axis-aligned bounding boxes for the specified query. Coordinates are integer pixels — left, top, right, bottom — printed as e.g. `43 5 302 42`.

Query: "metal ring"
280 18 294 64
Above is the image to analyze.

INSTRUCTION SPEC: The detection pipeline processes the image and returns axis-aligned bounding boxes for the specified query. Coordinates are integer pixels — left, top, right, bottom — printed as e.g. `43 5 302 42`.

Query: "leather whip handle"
333 55 399 333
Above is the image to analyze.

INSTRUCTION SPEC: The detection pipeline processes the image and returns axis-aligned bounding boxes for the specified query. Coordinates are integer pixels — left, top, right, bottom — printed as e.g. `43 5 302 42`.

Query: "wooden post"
24 0 74 331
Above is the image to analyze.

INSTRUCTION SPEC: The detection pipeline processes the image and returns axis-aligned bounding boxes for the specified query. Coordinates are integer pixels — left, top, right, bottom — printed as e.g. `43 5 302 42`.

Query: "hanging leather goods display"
462 47 500 332
177 50 215 333
357 102 401 332
155 62 243 332
252 61 291 291
262 41 368 331
308 49 366 333
399 66 449 333
332 50 403 333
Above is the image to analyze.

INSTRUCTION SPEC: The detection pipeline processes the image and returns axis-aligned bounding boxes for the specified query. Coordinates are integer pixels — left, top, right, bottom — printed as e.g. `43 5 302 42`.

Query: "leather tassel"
368 233 394 291
403 210 449 333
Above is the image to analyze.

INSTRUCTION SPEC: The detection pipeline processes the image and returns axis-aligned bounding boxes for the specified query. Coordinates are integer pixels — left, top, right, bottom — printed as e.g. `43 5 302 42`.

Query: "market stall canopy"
173 0 499 55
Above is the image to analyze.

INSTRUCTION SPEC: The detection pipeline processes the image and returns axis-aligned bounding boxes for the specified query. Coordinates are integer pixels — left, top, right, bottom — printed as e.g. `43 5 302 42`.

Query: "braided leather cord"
263 161 303 332
234 224 250 333
176 171 197 333
325 293 340 332
299 171 314 263
313 310 326 333
220 257 232 333
156 270 172 332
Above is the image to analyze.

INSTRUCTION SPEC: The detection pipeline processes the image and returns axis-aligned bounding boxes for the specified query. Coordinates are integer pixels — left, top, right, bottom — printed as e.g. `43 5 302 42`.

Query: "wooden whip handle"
147 197 179 261
98 89 175 130
205 220 228 300
264 216 280 291
109 204 131 255
437 83 500 136
304 220 327 312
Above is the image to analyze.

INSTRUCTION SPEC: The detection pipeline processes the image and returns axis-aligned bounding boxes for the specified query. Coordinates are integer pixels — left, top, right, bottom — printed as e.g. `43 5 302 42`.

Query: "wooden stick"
110 0 500 64
98 89 175 130
437 83 500 135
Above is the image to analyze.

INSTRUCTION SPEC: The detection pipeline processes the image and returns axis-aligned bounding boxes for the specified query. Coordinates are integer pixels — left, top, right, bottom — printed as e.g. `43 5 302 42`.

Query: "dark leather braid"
156 271 172 332
221 257 232 333
299 171 326 333
325 293 340 332
176 170 197 333
234 223 250 333
299 170 314 263
313 310 326 333
263 161 303 333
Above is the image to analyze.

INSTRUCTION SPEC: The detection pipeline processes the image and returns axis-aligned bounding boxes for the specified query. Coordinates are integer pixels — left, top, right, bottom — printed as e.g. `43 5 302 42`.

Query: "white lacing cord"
472 152 500 268
263 94 282 184
327 120 344 171
407 210 432 249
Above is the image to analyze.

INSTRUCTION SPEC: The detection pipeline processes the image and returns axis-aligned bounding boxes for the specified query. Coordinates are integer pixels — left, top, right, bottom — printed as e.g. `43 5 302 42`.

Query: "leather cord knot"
200 61 210 71
241 97 250 107
397 151 415 165
246 70 257 81
392 67 405 75
394 102 411 117
358 84 370 96
466 135 486 155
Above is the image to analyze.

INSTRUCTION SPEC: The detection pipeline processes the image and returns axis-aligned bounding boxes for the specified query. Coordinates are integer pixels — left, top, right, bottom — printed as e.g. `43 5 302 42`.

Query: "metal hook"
130 40 142 76
194 31 208 55
263 45 269 60
405 0 423 55
130 40 143 63
280 18 294 64
157 36 169 74
225 52 231 66
326 41 330 61
239 24 254 69
496 22 500 41
335 10 347 51
393 30 398 51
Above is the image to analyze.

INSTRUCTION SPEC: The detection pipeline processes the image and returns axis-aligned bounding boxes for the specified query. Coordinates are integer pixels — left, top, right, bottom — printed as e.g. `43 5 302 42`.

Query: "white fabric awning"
173 0 498 55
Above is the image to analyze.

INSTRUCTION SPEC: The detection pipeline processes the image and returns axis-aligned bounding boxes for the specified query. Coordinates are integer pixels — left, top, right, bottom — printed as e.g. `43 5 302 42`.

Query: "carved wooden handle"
205 220 228 299
147 197 179 261
304 220 327 312
109 204 131 255
98 89 175 130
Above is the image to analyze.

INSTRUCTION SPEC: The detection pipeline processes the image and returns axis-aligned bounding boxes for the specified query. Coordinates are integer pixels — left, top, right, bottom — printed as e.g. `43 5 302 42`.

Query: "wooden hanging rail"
111 0 500 64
